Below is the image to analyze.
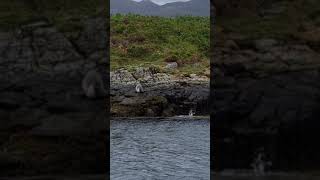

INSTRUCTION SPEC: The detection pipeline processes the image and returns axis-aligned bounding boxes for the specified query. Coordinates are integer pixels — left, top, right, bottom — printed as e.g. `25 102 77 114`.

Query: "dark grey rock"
31 112 105 136
0 92 31 110
254 39 278 52
213 38 320 171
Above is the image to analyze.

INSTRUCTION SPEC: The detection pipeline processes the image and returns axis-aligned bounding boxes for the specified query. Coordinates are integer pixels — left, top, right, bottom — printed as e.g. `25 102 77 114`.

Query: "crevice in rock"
30 31 40 71
68 38 88 59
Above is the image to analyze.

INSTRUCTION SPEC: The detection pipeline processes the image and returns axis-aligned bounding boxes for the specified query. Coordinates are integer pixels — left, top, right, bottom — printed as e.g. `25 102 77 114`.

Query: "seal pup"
82 69 107 98
135 81 143 93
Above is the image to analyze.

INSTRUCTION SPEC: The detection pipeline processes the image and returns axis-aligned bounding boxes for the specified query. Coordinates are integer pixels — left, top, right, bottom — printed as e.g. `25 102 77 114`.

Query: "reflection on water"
111 117 210 180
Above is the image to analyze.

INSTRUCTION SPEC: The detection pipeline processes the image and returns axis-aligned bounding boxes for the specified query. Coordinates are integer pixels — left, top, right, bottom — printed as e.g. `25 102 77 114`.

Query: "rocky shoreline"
212 36 320 171
0 17 108 176
111 67 210 117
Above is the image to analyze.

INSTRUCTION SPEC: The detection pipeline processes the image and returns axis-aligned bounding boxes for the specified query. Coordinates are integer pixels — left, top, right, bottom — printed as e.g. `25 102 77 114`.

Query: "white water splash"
188 109 195 117
251 148 272 176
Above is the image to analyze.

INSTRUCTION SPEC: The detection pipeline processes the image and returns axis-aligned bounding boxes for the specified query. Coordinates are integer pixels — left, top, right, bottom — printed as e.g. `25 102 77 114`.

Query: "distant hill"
110 0 210 16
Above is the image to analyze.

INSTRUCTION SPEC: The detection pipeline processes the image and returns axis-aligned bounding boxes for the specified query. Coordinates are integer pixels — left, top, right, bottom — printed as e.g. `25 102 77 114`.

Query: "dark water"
110 117 210 180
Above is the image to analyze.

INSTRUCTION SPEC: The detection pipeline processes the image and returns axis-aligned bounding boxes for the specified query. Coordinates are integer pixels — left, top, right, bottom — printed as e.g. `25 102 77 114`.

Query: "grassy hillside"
214 0 320 41
111 14 210 76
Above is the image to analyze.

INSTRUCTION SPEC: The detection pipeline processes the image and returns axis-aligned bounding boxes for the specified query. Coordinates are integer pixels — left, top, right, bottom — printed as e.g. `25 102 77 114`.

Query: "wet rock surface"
212 36 320 171
110 68 209 117
0 17 108 176
1 175 108 180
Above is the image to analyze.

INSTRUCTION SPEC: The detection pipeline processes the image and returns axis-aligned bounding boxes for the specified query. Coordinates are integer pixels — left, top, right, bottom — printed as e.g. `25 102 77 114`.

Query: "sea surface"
110 117 210 180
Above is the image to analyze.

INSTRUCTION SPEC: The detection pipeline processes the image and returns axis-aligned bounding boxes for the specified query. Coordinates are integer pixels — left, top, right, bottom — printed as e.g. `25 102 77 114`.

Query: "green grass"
111 14 210 76
215 0 320 40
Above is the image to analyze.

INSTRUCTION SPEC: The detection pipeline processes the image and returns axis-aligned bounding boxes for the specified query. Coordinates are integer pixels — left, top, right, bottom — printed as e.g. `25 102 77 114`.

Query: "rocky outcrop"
0 17 108 176
111 67 209 117
0 17 109 134
212 36 320 171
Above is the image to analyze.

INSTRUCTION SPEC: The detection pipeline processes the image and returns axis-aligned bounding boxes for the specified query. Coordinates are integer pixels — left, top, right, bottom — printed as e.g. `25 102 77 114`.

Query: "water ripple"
111 118 210 180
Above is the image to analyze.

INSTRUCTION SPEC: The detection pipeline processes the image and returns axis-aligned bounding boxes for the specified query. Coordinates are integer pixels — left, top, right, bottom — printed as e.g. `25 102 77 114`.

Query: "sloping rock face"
0 17 108 176
111 68 209 117
0 17 108 135
212 36 320 171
